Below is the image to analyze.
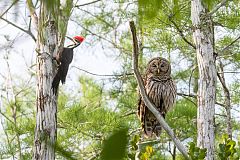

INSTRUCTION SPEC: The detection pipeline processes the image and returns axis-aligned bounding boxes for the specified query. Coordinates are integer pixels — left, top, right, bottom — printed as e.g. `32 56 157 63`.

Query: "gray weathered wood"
191 0 217 159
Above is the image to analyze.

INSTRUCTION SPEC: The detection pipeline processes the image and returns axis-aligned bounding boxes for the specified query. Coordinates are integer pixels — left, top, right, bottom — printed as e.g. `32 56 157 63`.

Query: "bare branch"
0 0 18 18
188 65 197 95
0 110 15 125
129 21 190 160
70 18 132 53
78 8 114 28
177 92 225 107
216 34 239 58
217 60 232 139
72 66 133 77
177 92 197 106
218 71 240 74
221 35 240 52
0 17 36 41
208 0 229 16
26 0 39 28
177 92 196 98
75 0 102 7
168 18 196 49
120 111 136 118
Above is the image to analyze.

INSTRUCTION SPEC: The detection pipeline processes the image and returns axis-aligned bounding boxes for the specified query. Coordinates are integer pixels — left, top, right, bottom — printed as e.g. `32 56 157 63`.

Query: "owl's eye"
152 64 157 67
160 62 166 67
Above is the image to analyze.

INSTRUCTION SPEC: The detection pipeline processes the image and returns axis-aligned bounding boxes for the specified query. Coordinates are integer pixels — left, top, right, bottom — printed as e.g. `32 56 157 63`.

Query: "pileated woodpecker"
52 36 85 95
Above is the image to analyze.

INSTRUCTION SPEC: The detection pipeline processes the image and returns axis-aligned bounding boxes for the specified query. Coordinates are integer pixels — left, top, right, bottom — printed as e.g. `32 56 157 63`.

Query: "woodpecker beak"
73 38 80 44
66 35 85 48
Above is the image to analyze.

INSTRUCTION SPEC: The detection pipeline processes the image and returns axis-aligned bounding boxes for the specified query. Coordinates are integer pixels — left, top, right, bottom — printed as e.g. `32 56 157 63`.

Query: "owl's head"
147 57 171 76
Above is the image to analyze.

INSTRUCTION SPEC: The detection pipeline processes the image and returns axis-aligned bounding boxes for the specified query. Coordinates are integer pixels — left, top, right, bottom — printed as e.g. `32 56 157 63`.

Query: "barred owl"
138 57 177 137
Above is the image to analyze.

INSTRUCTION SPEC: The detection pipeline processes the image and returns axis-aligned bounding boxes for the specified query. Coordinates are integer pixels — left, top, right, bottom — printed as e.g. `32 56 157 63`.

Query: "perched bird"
52 36 85 95
138 57 177 137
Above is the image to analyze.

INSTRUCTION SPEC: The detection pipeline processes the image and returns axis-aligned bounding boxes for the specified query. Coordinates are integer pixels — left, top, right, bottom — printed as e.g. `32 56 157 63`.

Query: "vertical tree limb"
217 60 232 139
26 0 39 29
129 21 190 160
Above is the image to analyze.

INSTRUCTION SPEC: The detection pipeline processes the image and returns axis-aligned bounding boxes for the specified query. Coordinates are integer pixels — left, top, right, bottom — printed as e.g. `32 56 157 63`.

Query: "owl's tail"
144 112 165 137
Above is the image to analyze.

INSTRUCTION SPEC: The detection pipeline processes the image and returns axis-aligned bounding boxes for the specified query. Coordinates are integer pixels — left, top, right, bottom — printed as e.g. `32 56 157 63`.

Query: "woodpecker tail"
52 71 61 95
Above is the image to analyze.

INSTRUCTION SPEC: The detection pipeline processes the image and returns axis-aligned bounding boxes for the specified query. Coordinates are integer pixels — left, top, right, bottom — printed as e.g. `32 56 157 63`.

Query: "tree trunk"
191 0 217 159
32 0 73 158
32 2 58 160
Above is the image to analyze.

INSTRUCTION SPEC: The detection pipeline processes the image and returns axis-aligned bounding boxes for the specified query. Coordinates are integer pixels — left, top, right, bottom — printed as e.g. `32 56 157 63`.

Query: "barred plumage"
138 57 177 137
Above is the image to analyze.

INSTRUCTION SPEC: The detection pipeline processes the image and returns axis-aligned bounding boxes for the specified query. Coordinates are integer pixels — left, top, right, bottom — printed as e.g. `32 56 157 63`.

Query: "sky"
0 0 122 97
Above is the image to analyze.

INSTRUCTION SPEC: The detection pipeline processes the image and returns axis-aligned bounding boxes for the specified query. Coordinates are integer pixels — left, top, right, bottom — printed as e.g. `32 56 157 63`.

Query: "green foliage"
57 76 131 159
230 82 240 104
58 0 73 38
188 142 207 160
128 134 140 159
44 0 60 20
55 142 77 160
167 99 197 140
202 0 218 10
0 83 35 159
215 2 240 30
218 134 238 160
140 146 154 160
138 0 163 20
100 128 129 160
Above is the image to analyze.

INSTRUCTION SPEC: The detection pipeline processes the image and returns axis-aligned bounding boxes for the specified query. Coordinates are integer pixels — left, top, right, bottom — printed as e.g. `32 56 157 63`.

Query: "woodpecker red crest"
73 36 85 43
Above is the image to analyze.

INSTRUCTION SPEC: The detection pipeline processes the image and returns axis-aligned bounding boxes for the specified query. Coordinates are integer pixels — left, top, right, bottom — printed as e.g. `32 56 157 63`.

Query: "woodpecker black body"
52 36 84 95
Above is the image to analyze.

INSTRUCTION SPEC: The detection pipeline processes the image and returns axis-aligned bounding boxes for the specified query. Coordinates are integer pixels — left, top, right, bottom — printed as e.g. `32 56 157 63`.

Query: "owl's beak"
157 68 160 74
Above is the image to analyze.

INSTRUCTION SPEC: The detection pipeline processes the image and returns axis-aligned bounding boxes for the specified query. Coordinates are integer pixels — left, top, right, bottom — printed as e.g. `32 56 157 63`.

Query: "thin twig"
75 0 101 7
177 92 196 98
26 0 38 29
217 60 232 139
70 18 132 54
0 17 36 41
177 92 225 107
168 18 196 49
218 71 240 74
188 65 197 95
177 93 197 106
78 8 114 28
208 0 229 16
0 0 18 18
120 111 136 118
72 66 133 77
221 35 240 52
129 21 190 160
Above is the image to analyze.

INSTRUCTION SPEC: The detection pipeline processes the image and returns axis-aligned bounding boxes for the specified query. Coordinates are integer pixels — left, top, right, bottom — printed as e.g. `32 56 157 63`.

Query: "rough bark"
32 1 58 160
32 0 73 158
191 0 217 159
